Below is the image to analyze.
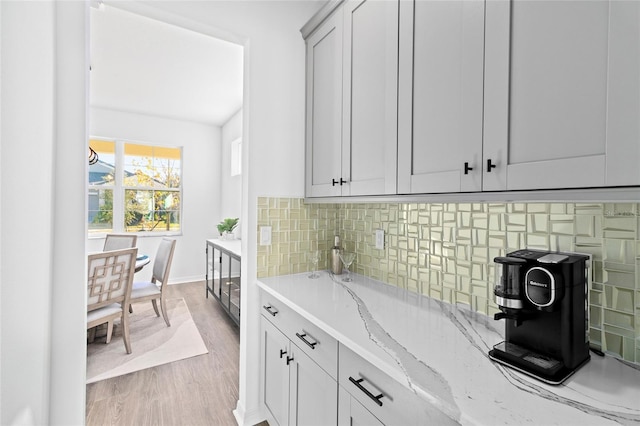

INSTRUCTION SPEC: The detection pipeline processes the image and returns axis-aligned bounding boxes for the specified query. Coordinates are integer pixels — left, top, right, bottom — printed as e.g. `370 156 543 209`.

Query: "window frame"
88 136 183 238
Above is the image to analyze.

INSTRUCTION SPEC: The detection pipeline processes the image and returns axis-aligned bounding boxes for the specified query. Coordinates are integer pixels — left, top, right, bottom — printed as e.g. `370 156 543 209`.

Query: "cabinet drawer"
338 344 456 426
261 292 338 379
260 292 295 332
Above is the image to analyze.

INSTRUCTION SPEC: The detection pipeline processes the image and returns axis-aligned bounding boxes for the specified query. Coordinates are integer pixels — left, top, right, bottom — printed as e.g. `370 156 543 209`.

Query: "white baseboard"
233 400 266 426
167 275 205 285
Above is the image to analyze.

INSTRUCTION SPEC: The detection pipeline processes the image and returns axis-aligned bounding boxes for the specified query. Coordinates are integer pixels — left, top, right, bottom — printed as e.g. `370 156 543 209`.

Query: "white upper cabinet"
304 0 640 198
305 11 343 198
305 0 398 197
604 0 640 187
342 0 398 196
398 0 485 194
483 0 640 191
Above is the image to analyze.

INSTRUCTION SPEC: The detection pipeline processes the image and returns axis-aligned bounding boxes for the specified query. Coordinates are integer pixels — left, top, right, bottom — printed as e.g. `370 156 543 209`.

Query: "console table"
205 238 241 326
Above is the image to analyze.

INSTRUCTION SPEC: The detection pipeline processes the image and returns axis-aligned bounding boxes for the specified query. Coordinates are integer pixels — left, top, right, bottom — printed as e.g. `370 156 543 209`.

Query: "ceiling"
90 4 244 126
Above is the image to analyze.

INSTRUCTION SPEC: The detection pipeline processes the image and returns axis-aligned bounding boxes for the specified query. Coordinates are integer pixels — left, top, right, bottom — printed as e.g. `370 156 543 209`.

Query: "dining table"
135 255 150 273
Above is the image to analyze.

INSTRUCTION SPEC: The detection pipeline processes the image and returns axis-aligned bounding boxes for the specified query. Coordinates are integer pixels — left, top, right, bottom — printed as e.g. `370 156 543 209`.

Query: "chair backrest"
152 238 176 286
103 234 138 251
87 247 138 312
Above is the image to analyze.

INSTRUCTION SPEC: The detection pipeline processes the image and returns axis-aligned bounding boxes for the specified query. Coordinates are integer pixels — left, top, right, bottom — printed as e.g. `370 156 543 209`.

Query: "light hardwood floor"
86 281 242 426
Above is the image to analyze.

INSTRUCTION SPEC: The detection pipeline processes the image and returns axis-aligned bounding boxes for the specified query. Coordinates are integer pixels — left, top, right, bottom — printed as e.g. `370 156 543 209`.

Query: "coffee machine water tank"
493 257 527 310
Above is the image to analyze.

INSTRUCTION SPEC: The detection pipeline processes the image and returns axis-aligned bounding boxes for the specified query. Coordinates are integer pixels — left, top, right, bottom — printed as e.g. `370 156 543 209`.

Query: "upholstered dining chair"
87 247 138 354
103 234 138 251
129 238 176 327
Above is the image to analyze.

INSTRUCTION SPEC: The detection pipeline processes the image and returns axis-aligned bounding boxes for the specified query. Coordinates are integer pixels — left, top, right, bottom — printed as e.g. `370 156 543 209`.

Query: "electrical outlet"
375 229 384 250
260 226 272 246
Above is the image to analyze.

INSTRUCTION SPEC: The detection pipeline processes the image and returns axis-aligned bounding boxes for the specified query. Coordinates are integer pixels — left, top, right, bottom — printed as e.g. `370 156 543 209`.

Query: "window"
231 138 242 176
88 140 115 233
88 138 182 236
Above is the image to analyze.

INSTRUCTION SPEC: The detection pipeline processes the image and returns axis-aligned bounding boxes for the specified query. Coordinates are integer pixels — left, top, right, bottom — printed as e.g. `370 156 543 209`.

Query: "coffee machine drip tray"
489 341 588 385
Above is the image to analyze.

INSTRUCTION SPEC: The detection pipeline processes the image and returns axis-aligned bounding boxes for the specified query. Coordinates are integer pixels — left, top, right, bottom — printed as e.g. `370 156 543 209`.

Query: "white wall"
89 107 221 284
1 4 55 423
221 108 243 235
1 2 87 424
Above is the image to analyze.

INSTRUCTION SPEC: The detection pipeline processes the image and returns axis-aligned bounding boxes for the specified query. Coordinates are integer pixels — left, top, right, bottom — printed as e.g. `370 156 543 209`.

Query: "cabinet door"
398 0 485 194
305 10 343 198
338 386 384 426
289 345 338 426
262 318 291 426
604 1 640 186
483 0 640 191
342 0 398 196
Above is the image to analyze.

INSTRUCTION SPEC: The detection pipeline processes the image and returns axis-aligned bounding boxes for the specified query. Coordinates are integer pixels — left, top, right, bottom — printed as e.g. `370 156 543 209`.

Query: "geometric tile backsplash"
256 197 640 365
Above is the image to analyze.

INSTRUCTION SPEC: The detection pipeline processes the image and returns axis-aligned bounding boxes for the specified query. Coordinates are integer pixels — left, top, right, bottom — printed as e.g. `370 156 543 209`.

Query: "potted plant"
217 217 239 240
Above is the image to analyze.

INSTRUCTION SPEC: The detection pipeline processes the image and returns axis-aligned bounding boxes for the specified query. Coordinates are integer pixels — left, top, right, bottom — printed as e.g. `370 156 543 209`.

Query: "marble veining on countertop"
257 271 640 426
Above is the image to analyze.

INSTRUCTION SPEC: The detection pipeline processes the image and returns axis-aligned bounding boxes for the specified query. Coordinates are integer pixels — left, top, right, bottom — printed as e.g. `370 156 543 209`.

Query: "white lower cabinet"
338 385 384 426
338 344 458 426
263 317 291 426
290 346 338 425
260 292 455 425
260 296 338 426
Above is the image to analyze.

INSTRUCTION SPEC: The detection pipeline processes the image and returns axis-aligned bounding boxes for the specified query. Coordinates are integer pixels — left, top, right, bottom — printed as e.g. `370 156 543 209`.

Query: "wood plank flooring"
86 281 241 426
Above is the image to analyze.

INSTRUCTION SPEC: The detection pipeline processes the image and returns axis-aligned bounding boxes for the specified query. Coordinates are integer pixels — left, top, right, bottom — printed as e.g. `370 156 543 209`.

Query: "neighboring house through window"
88 138 182 236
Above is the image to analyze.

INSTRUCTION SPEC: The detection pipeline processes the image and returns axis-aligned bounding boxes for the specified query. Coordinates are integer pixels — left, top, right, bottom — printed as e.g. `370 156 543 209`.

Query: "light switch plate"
375 229 384 250
260 226 272 246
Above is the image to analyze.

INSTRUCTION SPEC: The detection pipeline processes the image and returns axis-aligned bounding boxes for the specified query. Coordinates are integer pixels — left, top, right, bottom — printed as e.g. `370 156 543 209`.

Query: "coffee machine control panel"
508 250 568 263
538 253 569 264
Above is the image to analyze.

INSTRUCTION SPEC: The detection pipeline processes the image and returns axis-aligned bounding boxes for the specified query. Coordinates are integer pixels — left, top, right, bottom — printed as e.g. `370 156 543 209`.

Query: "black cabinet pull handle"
332 178 339 186
279 349 287 359
348 376 384 406
487 159 497 172
263 305 278 317
295 332 318 349
464 162 473 175
340 178 346 185
286 356 294 365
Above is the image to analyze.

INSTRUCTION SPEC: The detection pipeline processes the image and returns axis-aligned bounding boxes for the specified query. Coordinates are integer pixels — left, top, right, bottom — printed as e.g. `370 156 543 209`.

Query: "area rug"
86 298 208 384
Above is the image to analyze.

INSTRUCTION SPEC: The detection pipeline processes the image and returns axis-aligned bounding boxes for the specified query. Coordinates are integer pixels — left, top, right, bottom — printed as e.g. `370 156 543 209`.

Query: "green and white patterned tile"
257 197 640 365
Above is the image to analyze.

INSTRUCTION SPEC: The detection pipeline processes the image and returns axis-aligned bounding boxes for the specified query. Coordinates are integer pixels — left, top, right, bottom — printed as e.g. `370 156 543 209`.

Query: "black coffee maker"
489 249 590 384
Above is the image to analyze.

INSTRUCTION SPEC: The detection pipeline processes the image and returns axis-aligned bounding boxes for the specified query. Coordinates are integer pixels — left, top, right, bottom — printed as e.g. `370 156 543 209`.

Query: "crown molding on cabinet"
300 0 345 39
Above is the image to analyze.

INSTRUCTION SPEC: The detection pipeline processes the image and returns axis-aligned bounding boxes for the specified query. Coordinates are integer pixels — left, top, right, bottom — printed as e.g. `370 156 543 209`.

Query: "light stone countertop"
257 271 640 426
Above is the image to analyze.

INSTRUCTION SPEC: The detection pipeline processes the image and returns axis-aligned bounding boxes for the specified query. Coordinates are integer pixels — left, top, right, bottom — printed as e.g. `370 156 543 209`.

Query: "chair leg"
151 299 161 317
88 326 96 343
105 320 114 344
160 296 171 327
122 313 131 354
129 304 133 314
